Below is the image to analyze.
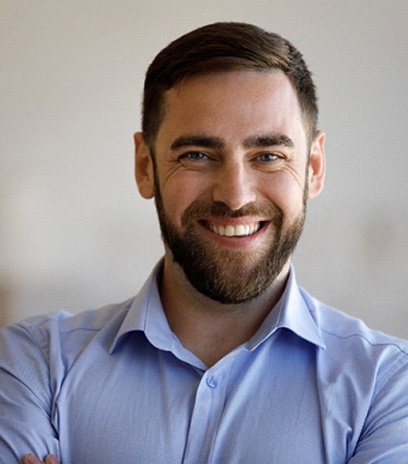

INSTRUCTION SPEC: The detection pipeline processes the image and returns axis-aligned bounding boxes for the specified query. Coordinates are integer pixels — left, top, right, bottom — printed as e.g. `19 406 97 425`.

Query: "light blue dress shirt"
1 262 408 463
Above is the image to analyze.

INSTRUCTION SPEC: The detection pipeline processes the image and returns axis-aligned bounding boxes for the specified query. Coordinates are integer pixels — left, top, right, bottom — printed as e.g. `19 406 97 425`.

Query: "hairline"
145 68 316 153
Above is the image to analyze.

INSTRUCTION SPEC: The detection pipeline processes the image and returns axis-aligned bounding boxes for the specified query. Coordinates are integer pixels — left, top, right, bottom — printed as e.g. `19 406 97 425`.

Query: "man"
1 22 408 463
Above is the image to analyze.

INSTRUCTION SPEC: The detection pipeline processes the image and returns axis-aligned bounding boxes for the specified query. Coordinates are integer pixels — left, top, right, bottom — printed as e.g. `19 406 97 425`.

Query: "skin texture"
22 454 58 464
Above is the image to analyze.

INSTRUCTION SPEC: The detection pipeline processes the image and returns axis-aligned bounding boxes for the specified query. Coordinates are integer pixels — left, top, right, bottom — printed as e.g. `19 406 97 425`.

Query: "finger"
22 455 43 464
44 455 59 464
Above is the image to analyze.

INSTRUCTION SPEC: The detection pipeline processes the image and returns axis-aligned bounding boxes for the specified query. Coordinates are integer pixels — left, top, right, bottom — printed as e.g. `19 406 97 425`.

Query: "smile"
206 222 262 237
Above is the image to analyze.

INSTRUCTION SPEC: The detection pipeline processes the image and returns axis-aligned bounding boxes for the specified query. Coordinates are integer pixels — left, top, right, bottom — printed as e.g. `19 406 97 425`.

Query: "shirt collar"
243 266 325 350
274 267 326 349
109 260 169 354
110 261 326 354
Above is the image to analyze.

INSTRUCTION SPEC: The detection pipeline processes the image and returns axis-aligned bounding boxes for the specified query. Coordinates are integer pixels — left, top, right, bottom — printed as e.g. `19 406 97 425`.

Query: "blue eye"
184 152 208 161
258 153 278 162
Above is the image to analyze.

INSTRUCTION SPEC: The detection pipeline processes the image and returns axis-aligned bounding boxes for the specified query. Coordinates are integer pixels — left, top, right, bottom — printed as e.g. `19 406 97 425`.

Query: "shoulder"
299 290 408 460
301 287 408 352
0 297 135 371
300 287 408 388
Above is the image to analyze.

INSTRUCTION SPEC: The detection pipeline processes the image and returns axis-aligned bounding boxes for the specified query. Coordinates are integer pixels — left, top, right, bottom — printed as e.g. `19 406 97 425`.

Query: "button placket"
182 368 226 463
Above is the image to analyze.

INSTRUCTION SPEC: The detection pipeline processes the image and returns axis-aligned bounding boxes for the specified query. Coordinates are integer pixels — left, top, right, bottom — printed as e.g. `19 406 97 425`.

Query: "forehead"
156 70 307 147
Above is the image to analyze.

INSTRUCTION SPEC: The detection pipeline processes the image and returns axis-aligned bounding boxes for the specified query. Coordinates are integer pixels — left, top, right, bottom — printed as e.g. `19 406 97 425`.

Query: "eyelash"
183 152 208 160
258 152 281 162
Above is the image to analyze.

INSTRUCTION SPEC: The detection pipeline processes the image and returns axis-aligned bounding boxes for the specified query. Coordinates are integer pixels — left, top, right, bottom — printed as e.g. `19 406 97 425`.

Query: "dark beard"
153 175 306 305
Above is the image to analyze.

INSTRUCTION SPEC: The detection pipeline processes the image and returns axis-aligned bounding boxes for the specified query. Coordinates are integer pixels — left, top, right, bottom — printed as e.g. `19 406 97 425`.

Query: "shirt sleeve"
0 322 61 462
349 355 408 463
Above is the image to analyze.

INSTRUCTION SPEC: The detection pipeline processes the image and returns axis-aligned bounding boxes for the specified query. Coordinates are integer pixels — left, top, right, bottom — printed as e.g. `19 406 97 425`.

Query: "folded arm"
0 322 61 462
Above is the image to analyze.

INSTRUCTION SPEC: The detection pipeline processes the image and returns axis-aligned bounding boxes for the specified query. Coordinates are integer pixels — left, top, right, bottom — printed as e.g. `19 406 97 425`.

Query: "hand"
22 454 59 464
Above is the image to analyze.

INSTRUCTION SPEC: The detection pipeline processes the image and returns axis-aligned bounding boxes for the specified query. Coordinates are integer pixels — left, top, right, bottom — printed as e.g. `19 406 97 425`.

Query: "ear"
134 132 155 199
307 130 326 199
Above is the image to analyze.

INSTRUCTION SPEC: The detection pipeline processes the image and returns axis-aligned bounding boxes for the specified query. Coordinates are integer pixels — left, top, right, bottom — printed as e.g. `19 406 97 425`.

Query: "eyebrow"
170 133 294 151
170 135 225 151
243 134 295 149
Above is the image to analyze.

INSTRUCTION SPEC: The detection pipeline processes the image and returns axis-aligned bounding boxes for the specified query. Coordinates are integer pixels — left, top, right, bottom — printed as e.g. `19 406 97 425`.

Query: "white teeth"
234 225 245 236
209 222 261 237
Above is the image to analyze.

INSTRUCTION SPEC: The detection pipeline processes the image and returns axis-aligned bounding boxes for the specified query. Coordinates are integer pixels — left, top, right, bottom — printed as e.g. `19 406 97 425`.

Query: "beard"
153 175 307 305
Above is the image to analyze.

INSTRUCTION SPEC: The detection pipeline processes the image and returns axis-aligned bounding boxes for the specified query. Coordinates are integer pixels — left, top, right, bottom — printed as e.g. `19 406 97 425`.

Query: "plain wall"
1 0 408 337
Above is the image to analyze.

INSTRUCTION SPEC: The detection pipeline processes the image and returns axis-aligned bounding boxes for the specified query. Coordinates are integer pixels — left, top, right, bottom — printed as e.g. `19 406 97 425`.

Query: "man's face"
136 70 325 304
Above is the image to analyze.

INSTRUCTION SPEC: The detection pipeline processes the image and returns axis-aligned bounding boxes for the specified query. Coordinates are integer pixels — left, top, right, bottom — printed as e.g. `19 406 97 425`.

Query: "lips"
206 221 262 237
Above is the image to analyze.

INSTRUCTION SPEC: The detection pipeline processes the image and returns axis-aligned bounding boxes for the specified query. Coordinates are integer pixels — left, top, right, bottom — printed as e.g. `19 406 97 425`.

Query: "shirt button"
206 376 217 388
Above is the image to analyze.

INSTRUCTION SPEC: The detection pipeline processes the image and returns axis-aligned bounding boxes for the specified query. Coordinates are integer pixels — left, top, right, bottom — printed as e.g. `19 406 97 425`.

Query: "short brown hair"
142 22 318 147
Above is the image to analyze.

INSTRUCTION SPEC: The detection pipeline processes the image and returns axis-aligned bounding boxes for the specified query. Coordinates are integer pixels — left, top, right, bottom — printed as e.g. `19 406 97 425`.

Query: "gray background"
1 0 407 336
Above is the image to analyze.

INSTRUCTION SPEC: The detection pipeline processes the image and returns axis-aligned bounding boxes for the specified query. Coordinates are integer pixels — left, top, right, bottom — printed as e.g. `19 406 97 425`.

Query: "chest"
55 334 355 463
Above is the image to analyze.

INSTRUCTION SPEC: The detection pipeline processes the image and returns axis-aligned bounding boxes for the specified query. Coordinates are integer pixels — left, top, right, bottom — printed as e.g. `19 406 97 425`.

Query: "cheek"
264 174 306 220
160 176 206 227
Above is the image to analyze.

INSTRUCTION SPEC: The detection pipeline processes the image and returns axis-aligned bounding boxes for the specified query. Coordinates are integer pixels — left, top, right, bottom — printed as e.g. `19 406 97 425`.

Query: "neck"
159 257 290 367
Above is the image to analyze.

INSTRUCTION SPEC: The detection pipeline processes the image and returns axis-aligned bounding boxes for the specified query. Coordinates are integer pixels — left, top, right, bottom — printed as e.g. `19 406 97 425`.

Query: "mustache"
181 200 282 226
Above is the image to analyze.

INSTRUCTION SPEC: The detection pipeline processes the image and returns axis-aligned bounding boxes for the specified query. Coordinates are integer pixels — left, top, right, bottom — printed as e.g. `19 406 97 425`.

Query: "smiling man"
134 67 324 367
1 22 408 464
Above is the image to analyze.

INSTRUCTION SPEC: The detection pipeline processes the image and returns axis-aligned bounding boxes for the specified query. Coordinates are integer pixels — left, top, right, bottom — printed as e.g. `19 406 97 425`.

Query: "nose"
212 161 257 211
